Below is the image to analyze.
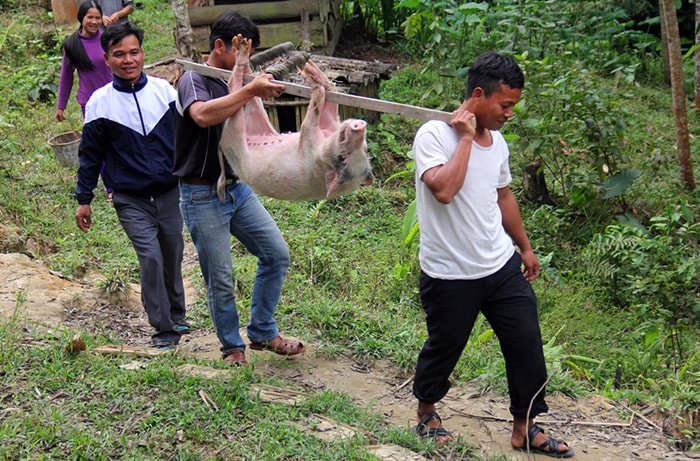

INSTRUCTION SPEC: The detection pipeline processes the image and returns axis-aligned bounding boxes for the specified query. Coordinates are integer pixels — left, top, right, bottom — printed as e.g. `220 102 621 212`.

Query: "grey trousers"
112 186 186 344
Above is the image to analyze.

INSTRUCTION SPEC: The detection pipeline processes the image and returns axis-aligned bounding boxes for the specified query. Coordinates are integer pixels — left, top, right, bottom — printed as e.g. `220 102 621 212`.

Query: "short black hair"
209 11 260 51
465 52 524 99
101 21 144 53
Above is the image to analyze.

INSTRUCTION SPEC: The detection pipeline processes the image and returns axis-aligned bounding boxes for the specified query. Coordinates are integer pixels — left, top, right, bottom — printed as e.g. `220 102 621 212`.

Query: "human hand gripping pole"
450 107 478 136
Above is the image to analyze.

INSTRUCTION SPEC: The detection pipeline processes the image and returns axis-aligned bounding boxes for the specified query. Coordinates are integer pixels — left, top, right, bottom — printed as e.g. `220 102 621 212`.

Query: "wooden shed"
186 0 343 55
244 42 396 132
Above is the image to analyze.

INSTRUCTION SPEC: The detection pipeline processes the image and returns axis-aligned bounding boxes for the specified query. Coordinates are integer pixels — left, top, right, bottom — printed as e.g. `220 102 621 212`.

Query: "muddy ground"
1 248 698 461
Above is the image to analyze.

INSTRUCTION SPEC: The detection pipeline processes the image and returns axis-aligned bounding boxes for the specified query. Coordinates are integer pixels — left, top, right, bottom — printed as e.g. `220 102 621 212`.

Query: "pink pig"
219 37 374 201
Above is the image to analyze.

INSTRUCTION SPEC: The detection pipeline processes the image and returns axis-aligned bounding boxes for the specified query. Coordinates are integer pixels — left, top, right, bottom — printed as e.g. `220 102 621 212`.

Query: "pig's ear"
325 170 341 198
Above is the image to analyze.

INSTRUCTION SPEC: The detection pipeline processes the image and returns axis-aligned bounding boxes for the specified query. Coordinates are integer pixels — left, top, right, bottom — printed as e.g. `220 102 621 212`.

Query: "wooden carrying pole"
175 59 453 123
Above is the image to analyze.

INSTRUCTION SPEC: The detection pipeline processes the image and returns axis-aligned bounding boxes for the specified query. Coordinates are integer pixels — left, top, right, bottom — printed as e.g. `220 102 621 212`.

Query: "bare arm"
498 186 539 281
103 5 134 27
187 73 284 128
420 107 476 204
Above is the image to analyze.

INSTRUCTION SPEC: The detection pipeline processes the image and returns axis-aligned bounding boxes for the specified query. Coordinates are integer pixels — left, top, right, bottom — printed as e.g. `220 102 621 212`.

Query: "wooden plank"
189 0 321 27
93 345 175 357
366 445 430 461
176 59 453 123
310 54 395 78
192 20 325 52
178 364 228 379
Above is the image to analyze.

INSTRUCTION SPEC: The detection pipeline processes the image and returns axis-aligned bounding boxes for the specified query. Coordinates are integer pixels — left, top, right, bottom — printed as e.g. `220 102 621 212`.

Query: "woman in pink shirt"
56 1 113 195
56 1 112 121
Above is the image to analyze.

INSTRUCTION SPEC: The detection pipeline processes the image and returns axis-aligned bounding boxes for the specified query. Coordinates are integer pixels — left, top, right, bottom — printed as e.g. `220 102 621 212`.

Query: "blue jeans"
179 181 290 355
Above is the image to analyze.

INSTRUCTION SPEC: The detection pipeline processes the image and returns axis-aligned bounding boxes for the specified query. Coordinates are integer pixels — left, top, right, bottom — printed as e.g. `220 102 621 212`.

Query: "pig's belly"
236 136 329 201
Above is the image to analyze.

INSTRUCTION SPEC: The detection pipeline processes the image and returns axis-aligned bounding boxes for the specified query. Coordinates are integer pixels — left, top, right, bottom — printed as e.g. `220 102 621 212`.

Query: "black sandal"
412 412 452 440
515 424 574 458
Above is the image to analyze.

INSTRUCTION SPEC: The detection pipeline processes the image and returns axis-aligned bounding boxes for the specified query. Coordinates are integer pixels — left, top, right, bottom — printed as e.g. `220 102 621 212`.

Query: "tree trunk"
659 0 672 85
170 0 201 63
660 0 696 190
523 158 553 205
695 0 700 110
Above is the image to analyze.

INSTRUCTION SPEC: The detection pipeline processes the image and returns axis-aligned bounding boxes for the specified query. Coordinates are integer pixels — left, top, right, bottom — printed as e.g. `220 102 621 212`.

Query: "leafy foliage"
581 204 700 321
339 0 409 41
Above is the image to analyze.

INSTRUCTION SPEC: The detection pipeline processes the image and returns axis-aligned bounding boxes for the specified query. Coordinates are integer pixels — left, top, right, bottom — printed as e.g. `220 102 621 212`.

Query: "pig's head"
322 119 374 199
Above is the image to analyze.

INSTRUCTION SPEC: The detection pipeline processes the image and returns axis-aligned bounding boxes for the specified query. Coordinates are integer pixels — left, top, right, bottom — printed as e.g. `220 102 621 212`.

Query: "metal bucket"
48 130 81 167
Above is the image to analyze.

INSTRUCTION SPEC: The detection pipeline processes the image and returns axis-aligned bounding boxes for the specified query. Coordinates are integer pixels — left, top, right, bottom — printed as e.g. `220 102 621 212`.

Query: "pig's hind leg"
222 35 253 146
219 35 254 200
227 35 252 93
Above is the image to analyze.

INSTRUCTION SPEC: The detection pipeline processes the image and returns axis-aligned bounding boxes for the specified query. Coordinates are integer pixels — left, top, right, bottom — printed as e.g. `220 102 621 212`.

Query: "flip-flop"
174 324 192 334
516 424 574 458
412 412 452 441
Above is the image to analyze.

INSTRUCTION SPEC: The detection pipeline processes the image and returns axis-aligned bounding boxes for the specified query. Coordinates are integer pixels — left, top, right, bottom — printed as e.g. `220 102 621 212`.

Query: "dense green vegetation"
1 0 699 458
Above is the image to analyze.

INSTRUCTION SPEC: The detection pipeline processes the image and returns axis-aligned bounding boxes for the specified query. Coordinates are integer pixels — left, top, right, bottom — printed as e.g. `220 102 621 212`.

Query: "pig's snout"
339 119 367 143
350 120 367 131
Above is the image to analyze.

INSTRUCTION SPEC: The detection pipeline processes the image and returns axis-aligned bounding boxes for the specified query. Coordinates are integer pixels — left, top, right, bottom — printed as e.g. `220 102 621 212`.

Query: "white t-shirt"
414 120 515 279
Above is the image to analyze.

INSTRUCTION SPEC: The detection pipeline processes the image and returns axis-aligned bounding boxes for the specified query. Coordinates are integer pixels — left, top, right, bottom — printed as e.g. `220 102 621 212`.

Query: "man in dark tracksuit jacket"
75 21 187 348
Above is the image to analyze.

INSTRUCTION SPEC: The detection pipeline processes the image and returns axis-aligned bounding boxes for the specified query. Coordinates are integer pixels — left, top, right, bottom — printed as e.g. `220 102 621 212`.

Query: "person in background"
75 21 189 349
410 52 574 458
56 0 112 123
173 11 304 366
98 0 134 28
56 0 114 198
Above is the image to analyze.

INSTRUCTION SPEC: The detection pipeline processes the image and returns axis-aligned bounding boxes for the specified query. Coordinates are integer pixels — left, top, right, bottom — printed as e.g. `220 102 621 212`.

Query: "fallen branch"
93 345 175 357
619 402 662 432
396 376 413 391
198 389 218 412
448 406 635 428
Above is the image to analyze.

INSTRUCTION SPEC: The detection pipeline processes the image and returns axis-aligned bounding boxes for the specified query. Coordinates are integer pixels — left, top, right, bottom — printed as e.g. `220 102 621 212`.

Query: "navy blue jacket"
75 72 178 204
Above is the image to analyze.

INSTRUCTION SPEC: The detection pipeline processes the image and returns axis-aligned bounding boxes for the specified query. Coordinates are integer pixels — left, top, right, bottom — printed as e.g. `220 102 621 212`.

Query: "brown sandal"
222 349 247 366
249 336 305 356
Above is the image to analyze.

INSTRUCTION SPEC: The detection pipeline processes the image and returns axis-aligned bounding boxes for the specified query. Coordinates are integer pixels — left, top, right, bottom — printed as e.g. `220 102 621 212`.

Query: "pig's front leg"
303 60 339 135
297 78 324 159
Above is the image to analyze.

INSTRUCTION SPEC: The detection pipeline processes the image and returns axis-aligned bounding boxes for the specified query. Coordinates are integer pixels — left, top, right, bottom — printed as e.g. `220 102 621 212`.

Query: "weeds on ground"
0 319 440 460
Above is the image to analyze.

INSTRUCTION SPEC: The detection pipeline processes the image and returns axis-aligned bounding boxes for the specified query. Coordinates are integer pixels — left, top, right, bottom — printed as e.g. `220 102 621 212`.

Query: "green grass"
0 315 484 460
0 321 386 460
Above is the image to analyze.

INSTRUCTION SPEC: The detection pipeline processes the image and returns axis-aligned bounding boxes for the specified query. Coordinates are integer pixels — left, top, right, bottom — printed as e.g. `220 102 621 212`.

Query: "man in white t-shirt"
411 52 574 458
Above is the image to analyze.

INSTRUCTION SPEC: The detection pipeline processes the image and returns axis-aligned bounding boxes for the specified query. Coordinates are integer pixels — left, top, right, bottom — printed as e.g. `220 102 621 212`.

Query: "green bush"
581 203 700 321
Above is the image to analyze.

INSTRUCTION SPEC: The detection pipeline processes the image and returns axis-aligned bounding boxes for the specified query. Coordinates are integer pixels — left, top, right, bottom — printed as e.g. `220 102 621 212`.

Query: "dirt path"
1 252 696 460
